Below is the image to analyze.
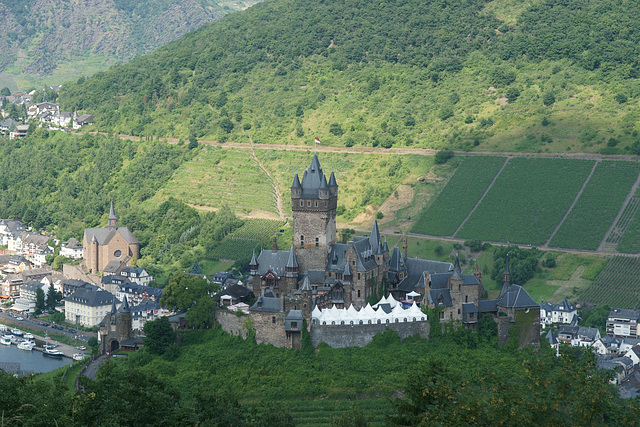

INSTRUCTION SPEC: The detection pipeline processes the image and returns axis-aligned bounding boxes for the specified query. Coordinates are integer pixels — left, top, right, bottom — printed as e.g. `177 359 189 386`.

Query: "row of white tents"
311 295 427 325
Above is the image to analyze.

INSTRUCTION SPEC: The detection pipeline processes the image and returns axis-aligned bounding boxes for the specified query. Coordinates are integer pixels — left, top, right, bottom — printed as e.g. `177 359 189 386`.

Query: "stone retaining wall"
310 320 430 348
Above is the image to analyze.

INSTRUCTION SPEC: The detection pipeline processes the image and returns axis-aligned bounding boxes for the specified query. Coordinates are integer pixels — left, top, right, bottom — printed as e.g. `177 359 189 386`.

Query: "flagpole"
314 138 316 154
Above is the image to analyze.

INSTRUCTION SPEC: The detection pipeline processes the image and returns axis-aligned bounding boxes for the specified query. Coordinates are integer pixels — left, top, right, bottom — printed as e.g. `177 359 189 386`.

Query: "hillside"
60 0 640 153
0 0 261 90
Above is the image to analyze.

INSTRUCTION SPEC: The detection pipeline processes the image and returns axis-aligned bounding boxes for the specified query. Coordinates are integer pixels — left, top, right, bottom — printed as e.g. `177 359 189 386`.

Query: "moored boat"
17 341 34 351
42 347 64 358
23 333 34 340
10 328 23 337
72 353 86 361
0 334 12 345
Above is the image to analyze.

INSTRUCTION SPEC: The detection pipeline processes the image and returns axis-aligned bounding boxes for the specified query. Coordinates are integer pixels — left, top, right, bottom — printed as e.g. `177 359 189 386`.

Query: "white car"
16 316 24 321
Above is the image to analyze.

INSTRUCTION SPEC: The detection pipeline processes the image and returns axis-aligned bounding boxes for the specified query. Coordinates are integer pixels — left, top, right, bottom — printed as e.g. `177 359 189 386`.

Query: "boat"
0 325 7 332
23 333 34 340
73 353 86 361
17 341 34 351
10 328 23 337
0 335 12 345
42 347 64 358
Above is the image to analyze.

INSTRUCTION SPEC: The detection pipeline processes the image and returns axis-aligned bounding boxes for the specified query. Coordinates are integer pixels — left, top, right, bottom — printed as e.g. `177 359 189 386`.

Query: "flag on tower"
314 137 321 144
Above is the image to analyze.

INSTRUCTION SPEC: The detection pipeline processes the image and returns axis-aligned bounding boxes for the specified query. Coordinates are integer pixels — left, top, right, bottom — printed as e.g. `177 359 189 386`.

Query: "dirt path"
543 160 600 248
80 131 640 161
597 168 640 252
248 139 285 221
453 156 510 237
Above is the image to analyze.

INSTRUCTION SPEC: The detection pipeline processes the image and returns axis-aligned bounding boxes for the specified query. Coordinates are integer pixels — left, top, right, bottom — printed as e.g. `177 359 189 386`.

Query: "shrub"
434 149 455 164
439 105 454 120
614 93 628 104
329 123 344 136
541 117 550 126
506 87 520 101
542 91 556 106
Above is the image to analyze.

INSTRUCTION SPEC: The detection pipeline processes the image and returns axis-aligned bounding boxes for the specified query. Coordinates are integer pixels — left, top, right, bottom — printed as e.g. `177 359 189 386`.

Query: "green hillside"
60 0 640 153
0 0 261 90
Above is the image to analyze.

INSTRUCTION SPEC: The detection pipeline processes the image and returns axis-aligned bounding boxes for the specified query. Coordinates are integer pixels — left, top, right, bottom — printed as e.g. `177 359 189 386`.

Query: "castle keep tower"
291 154 338 271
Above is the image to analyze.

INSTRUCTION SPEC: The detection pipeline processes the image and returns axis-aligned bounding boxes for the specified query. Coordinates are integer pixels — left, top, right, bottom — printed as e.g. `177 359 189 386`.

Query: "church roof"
84 226 139 246
495 284 539 310
108 200 117 223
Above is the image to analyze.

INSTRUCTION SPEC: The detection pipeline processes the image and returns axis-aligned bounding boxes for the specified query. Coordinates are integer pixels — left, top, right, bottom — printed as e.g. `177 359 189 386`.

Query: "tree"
185 295 216 328
434 149 454 164
34 288 45 316
189 260 202 275
46 285 60 311
0 87 10 96
491 246 542 286
160 272 217 312
143 317 176 355
543 91 556 106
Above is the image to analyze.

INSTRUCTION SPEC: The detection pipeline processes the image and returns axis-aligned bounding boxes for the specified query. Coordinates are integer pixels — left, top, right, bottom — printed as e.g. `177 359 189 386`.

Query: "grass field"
411 156 506 236
549 160 640 250
457 157 595 245
581 256 640 308
148 146 278 216
256 150 437 223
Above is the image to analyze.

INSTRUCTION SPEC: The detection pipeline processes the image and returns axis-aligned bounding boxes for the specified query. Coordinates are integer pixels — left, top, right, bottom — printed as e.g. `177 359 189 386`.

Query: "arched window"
315 201 318 207
300 235 304 246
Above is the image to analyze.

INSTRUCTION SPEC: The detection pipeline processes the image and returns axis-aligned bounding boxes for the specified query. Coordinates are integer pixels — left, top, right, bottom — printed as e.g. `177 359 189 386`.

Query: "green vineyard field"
411 156 506 236
581 256 640 308
456 158 595 245
550 161 640 250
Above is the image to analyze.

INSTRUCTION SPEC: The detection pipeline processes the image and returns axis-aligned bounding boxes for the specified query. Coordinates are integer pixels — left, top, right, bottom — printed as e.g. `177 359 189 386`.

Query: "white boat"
72 353 86 361
17 341 34 351
23 333 34 340
10 328 22 336
42 347 64 358
0 335 12 345
0 325 7 332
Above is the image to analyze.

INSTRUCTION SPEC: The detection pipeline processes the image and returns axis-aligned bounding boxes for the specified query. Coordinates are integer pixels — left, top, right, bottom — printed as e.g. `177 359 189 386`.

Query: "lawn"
457 157 595 245
411 156 507 236
549 160 640 250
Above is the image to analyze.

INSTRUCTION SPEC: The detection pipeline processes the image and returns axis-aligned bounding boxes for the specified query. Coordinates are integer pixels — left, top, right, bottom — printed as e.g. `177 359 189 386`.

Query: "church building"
83 201 140 273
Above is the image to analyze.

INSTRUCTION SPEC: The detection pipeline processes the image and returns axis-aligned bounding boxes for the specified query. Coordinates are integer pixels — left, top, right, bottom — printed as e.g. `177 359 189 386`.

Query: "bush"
614 93 628 104
329 123 343 136
542 91 556 106
506 87 520 101
542 256 557 268
434 149 455 164
376 212 384 219
439 105 454 121
541 117 549 126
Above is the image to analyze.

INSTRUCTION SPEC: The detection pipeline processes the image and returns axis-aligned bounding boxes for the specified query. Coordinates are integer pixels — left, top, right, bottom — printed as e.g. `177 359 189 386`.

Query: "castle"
238 154 540 348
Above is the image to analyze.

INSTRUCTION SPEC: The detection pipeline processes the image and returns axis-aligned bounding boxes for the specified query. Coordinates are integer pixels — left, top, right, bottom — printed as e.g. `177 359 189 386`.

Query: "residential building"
540 299 577 326
115 281 162 306
607 308 640 339
60 237 83 259
120 266 153 286
13 281 49 313
64 283 118 327
0 219 25 247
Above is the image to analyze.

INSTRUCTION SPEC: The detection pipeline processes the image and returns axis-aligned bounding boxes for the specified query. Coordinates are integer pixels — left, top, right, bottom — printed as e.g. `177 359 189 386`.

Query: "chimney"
272 236 278 253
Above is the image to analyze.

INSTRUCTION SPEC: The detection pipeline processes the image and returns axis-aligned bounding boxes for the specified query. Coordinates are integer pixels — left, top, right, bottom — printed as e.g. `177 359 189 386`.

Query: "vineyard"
581 256 640 308
411 156 506 236
287 398 391 426
457 158 595 245
549 161 640 250
616 188 640 254
208 219 288 261
148 146 278 216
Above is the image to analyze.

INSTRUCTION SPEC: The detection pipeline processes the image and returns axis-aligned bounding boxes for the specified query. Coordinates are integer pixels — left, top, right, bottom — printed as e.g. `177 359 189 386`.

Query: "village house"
540 299 578 326
119 266 153 286
64 283 118 327
0 219 25 247
13 280 50 313
607 308 640 339
60 237 83 259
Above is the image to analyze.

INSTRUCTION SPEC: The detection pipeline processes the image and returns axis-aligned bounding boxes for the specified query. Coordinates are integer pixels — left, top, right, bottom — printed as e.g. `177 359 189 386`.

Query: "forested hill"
0 0 261 89
61 0 640 153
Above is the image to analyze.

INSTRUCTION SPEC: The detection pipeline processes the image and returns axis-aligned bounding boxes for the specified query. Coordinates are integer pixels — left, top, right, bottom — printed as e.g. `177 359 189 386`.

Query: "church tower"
108 200 117 227
291 154 338 271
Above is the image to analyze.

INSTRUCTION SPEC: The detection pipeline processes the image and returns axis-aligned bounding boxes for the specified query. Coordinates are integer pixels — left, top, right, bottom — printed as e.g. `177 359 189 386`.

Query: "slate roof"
66 284 118 307
84 226 139 246
62 237 82 250
216 283 252 301
608 308 640 320
102 274 129 286
462 302 478 314
398 258 454 293
118 282 162 300
545 329 558 346
478 299 498 313
286 245 299 268
103 260 124 274
255 249 290 276
130 301 161 319
428 288 453 307
495 284 539 310
554 299 576 312
250 291 282 312
389 247 405 272
299 154 331 199
121 266 148 278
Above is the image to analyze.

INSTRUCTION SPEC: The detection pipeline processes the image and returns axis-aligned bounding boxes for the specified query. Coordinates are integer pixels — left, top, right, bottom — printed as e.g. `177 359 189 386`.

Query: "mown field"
457 158 595 245
411 156 506 236
581 256 640 308
549 160 640 250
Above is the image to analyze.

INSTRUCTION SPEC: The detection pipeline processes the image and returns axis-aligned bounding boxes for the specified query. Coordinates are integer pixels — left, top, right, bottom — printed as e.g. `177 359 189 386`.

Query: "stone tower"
291 154 338 271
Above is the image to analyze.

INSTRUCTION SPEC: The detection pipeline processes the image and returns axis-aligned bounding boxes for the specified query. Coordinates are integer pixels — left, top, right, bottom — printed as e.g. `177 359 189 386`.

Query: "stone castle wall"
216 308 249 339
310 321 430 348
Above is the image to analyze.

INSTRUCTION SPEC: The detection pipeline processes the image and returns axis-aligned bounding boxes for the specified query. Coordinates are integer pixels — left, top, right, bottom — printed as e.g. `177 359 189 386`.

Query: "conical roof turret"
329 170 338 187
108 200 117 226
291 172 301 189
119 295 130 313
249 250 258 268
286 245 298 268
343 258 352 278
110 296 117 315
301 275 312 291
369 220 381 253
383 238 389 253
451 253 463 281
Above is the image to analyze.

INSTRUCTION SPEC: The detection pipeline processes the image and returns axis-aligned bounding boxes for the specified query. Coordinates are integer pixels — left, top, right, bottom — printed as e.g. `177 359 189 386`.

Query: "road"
0 311 95 343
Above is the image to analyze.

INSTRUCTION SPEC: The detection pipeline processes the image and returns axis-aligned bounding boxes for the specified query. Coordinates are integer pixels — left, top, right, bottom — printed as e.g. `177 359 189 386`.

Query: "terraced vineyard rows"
209 219 286 261
581 256 640 308
549 161 640 250
287 399 392 426
411 156 506 236
457 158 595 245
607 197 640 244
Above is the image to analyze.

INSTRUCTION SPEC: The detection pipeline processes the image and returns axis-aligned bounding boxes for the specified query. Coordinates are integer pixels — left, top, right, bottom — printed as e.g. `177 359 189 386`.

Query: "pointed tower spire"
383 237 389 253
301 275 312 291
343 258 352 281
286 245 298 269
500 253 511 297
370 220 381 252
329 170 338 188
108 200 117 227
120 295 130 313
291 172 301 190
110 296 117 315
451 253 463 281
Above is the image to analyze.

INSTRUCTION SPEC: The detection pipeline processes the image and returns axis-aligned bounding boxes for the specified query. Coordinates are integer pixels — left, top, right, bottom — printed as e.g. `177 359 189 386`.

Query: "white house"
607 308 640 339
540 299 577 326
60 237 83 259
0 219 25 247
119 266 153 286
64 283 118 327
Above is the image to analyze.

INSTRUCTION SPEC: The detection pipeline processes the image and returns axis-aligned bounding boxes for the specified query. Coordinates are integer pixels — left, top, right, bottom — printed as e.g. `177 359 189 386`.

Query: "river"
0 342 72 374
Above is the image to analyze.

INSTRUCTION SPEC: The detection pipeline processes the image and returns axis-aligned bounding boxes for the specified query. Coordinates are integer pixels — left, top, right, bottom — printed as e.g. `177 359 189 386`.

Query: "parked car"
16 316 24 321
69 329 76 334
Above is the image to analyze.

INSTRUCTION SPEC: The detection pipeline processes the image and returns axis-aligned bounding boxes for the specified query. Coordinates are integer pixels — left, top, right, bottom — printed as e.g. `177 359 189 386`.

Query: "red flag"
314 137 321 144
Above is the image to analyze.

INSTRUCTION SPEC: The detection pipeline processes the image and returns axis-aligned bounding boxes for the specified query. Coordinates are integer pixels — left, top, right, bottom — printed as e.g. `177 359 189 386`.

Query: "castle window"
439 312 444 319
315 237 319 247
315 201 318 207
458 308 461 315
300 235 304 245
465 295 468 303
300 201 303 207
272 316 276 324
357 289 361 298
357 273 361 280
307 201 311 207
